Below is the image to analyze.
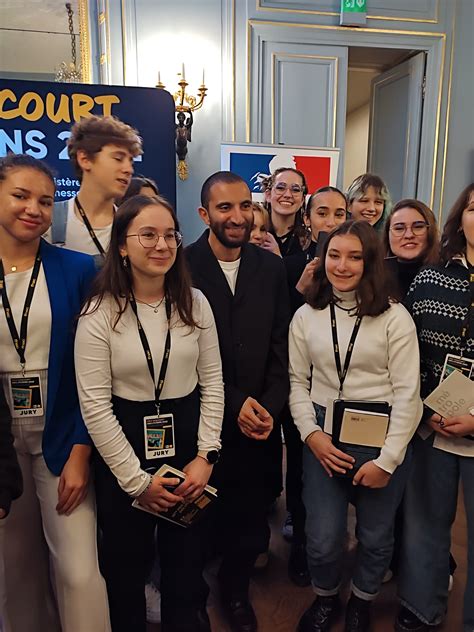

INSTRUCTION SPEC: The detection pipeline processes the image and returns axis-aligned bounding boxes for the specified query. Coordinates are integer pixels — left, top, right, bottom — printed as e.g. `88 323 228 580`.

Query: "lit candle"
201 68 205 86
181 63 186 81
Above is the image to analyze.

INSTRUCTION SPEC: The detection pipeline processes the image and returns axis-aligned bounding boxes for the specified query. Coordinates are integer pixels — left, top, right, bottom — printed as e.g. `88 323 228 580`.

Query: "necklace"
334 301 359 316
136 296 165 313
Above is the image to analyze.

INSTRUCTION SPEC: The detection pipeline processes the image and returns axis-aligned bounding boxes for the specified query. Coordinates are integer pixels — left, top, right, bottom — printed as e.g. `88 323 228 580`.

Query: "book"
424 368 474 419
132 464 217 528
332 399 391 476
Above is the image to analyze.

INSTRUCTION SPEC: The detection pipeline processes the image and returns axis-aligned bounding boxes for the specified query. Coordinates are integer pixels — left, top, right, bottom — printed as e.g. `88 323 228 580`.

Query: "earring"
122 256 128 268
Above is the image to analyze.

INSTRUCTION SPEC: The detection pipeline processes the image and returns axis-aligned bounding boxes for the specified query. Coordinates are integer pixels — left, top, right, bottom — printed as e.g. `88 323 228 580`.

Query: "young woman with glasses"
75 194 224 632
383 199 440 299
262 167 308 257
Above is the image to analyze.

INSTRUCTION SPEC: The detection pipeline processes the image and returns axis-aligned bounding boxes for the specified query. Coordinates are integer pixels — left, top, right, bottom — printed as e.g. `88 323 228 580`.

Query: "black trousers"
281 404 306 543
214 488 271 598
211 424 281 598
95 389 209 632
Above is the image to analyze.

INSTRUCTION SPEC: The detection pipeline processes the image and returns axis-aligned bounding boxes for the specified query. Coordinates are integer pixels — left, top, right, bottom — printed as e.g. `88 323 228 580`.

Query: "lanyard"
74 197 106 258
129 293 172 412
0 246 42 375
460 267 474 356
329 301 363 397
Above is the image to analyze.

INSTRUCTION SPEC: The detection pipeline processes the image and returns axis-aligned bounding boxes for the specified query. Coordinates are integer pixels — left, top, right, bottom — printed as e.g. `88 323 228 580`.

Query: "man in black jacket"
186 171 290 632
0 386 22 519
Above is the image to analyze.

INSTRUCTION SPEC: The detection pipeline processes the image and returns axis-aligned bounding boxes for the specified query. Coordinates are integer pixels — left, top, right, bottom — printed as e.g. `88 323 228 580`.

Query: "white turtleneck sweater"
289 291 423 474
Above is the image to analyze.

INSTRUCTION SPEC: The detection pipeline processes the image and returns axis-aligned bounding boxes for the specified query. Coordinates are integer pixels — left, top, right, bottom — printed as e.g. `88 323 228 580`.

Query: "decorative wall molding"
256 0 440 24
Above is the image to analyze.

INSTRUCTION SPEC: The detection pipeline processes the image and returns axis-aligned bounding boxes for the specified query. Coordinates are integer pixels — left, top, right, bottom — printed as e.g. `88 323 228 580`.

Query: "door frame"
224 13 450 210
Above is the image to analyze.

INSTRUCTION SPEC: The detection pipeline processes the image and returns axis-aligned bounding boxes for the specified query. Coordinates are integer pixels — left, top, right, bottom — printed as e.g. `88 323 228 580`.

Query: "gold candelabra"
156 66 208 180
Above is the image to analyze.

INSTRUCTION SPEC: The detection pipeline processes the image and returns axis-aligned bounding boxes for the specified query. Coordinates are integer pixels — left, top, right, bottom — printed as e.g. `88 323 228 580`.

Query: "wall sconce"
156 64 208 180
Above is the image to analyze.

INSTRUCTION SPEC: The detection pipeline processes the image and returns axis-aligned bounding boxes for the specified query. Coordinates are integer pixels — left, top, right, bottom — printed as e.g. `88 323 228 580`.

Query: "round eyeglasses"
273 183 304 195
126 229 183 249
389 221 429 237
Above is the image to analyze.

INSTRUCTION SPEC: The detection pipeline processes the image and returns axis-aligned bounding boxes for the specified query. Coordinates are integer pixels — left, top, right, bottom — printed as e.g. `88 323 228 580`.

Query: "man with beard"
186 171 290 632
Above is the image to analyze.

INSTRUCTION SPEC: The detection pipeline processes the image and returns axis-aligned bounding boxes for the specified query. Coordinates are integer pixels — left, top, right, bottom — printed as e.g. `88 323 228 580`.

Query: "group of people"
0 114 472 632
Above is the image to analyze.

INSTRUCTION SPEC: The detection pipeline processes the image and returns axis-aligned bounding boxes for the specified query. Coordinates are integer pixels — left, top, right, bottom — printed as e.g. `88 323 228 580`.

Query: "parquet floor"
149 491 468 632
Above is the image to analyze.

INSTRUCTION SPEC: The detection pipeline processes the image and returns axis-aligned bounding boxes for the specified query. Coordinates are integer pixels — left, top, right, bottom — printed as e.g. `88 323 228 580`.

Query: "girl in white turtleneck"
289 220 422 632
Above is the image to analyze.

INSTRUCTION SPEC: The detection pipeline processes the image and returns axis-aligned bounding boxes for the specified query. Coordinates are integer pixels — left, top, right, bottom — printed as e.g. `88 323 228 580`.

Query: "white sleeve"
288 309 320 441
374 306 423 474
74 304 150 497
195 293 224 451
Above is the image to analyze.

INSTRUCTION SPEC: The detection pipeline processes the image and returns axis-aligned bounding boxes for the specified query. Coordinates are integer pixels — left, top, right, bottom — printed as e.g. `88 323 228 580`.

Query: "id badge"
440 353 474 383
9 373 44 418
143 413 176 459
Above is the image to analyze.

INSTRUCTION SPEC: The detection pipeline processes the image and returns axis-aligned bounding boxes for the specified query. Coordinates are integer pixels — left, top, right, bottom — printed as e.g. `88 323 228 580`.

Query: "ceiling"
346 46 415 115
348 46 413 71
0 0 79 33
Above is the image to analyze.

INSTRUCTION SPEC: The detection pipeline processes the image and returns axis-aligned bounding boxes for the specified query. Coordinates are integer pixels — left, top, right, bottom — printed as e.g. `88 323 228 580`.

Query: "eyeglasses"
273 183 304 195
389 221 429 237
126 229 183 249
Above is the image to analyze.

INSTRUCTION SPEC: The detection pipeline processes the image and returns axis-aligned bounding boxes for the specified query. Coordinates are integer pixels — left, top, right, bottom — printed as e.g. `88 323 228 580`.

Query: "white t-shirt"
0 266 51 373
64 197 112 255
75 288 225 496
218 258 241 294
0 266 51 416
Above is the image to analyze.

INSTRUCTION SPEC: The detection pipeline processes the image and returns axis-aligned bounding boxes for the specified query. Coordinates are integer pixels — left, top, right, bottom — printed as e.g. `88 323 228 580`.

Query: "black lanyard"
74 197 106 258
129 293 172 412
329 301 363 396
0 246 42 374
460 267 474 356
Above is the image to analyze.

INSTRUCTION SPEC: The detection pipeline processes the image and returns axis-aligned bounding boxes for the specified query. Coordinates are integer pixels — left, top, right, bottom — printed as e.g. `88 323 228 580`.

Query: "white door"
368 52 426 202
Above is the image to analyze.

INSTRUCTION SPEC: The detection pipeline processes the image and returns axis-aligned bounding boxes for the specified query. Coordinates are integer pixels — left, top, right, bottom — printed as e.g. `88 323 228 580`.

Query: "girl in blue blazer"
0 154 110 632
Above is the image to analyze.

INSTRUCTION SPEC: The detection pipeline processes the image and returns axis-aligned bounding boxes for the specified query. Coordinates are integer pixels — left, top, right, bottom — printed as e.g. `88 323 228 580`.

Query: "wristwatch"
197 449 220 464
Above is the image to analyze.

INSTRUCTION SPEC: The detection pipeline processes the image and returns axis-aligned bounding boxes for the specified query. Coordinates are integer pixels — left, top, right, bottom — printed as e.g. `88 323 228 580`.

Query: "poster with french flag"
221 142 340 201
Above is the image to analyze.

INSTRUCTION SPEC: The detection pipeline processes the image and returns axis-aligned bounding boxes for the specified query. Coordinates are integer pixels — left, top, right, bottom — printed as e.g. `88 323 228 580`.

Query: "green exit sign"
342 0 367 11
340 0 367 25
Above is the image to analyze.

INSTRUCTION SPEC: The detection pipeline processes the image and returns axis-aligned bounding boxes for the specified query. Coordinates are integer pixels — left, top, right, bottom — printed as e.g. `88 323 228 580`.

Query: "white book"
424 369 474 418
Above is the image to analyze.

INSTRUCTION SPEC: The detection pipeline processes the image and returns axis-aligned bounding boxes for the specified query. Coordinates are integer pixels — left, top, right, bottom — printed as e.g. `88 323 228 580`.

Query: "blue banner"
0 79 176 207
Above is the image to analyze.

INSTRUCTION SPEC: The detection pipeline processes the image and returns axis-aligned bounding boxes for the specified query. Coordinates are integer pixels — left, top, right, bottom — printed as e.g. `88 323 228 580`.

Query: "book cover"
132 464 217 528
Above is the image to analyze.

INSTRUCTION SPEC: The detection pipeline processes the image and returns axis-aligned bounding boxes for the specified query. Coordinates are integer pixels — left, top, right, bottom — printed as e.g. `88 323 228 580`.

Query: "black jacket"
0 387 22 516
186 231 290 495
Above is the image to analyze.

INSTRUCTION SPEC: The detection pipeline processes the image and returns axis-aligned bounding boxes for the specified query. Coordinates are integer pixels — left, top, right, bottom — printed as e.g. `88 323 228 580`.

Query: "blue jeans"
398 434 474 631
303 403 412 600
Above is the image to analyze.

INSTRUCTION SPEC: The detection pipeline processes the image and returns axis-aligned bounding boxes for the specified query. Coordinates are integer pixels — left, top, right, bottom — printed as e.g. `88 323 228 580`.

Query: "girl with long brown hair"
289 220 422 632
75 194 224 632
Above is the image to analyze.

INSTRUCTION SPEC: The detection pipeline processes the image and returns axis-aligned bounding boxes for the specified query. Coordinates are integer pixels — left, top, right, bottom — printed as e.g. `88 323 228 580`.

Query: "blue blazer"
39 239 96 475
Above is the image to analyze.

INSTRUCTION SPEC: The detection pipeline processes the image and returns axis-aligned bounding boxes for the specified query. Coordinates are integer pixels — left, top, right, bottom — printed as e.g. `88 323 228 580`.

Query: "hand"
306 431 354 477
261 233 282 257
353 461 391 488
137 475 183 513
56 444 91 515
426 413 452 437
441 413 474 437
173 457 213 502
295 258 319 295
237 397 273 440
0 508 6 519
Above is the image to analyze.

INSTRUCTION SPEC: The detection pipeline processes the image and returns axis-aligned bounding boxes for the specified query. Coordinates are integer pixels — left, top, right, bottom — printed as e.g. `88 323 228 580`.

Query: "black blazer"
0 386 22 516
186 232 290 490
